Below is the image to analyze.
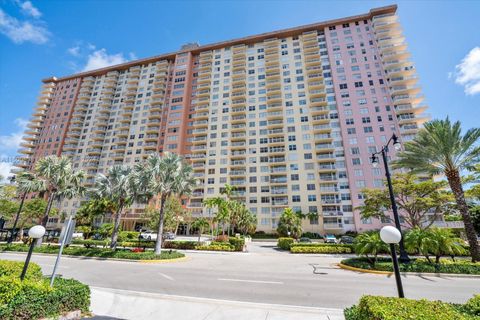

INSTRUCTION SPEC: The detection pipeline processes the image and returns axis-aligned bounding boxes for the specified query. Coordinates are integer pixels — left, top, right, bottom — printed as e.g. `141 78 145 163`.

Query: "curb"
1 250 189 264
337 263 480 278
139 256 190 263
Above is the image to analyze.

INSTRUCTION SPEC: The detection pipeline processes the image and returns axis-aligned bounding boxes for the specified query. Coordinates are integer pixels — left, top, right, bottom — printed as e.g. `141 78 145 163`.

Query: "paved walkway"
90 286 345 320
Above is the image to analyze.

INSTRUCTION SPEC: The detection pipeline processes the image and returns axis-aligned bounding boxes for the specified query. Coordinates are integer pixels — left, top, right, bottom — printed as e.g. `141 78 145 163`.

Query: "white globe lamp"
380 225 401 244
28 225 46 239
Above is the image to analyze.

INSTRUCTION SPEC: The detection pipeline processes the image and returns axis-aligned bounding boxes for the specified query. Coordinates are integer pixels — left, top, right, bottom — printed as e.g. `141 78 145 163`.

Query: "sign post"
50 215 75 287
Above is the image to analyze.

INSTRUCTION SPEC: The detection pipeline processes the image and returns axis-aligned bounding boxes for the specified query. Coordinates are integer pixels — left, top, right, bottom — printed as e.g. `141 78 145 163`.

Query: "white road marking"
158 272 174 281
218 278 283 285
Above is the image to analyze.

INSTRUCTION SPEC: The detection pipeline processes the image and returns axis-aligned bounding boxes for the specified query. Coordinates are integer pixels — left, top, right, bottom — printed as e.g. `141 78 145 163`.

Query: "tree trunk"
446 169 480 262
110 203 123 250
154 194 168 255
37 193 55 246
197 228 202 244
41 193 55 227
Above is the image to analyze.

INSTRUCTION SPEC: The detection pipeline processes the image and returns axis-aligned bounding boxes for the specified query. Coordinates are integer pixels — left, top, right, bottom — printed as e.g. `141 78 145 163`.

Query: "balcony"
86 148 102 155
313 124 331 133
146 126 160 133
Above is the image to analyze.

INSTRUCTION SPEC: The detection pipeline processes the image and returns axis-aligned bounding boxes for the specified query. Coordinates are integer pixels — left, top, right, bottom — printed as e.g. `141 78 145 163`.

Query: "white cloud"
0 118 28 181
67 45 80 57
0 8 49 44
453 47 480 96
82 48 128 71
19 1 41 18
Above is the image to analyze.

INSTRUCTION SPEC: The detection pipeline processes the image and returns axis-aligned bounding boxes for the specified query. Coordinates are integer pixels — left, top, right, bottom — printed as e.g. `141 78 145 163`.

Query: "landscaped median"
0 244 185 261
340 257 480 275
277 237 354 254
344 295 480 320
0 260 90 320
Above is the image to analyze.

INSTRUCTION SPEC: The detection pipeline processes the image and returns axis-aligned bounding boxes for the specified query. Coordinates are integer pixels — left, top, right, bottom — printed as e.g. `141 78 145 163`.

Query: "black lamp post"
7 175 27 244
380 226 405 298
370 133 410 263
20 225 45 280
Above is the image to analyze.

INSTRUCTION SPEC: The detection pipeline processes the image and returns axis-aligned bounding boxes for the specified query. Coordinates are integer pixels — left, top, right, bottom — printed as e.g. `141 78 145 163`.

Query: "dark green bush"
117 231 140 242
277 237 294 250
228 238 245 251
344 295 477 320
291 245 352 254
0 244 184 260
290 243 353 249
0 261 90 320
463 295 480 316
341 257 480 275
71 239 109 248
163 241 198 250
251 231 278 239
301 232 323 239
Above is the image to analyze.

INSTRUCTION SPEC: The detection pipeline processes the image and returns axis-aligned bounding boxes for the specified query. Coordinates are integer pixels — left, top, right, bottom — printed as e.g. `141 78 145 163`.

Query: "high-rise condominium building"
16 5 428 233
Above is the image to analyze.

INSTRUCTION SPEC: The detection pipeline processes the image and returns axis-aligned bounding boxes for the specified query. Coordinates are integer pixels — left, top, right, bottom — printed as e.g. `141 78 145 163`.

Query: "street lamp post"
20 225 46 280
370 134 410 263
7 175 27 244
380 226 405 298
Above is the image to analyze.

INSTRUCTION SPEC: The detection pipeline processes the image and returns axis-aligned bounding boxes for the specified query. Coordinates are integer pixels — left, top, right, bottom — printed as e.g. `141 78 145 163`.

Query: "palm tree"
404 228 435 263
91 166 135 249
236 205 257 235
133 152 196 254
191 217 210 243
353 232 389 266
18 156 85 227
393 118 480 261
277 208 302 239
204 197 230 235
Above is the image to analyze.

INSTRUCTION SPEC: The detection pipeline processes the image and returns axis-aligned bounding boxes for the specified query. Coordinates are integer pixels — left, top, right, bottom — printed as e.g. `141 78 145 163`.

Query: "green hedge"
0 244 184 261
0 260 43 281
163 241 198 250
291 245 353 254
71 239 109 248
344 295 480 320
277 237 294 250
0 260 90 320
341 257 480 275
228 238 245 251
195 243 234 252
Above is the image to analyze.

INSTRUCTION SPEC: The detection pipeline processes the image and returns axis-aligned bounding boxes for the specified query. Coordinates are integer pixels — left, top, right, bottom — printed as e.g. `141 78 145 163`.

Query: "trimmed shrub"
291 245 352 254
0 261 90 320
0 244 184 261
195 243 234 251
277 237 294 250
463 295 480 316
290 243 353 249
118 241 155 249
301 232 323 239
0 260 42 281
344 295 476 320
341 257 480 275
163 241 198 250
117 231 140 242
71 239 109 248
228 238 245 251
251 231 278 239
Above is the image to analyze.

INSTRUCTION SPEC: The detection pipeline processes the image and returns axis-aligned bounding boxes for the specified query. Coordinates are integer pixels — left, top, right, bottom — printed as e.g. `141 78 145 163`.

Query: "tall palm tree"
204 197 229 235
133 152 196 254
393 118 480 261
19 156 85 227
92 166 135 249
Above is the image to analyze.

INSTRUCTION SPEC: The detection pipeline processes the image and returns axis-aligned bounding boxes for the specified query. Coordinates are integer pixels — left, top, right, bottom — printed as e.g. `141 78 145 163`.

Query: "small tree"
353 232 389 266
277 208 302 239
76 198 117 228
191 218 210 243
358 173 453 230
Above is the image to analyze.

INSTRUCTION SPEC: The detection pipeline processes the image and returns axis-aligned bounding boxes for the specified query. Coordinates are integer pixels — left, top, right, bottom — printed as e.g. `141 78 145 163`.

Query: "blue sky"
0 0 479 178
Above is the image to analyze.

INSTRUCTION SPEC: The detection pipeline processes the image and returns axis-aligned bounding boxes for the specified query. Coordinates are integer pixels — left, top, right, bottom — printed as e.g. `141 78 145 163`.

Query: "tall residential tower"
16 5 428 233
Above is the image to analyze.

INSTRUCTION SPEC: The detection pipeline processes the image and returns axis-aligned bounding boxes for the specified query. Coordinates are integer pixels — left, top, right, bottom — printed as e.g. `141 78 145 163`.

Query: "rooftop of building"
43 4 397 84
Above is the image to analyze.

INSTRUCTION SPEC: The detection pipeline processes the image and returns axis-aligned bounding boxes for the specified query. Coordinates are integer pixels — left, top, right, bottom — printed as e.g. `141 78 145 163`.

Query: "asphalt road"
2 242 479 309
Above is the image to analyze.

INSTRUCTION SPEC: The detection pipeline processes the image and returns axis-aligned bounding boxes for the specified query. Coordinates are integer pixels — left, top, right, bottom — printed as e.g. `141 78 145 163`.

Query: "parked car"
325 234 337 244
339 236 354 244
163 232 175 240
299 237 312 243
72 232 84 239
140 231 157 240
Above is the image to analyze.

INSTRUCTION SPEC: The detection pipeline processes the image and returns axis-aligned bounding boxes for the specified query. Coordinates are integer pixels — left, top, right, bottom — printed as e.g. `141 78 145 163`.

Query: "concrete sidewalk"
90 286 345 320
